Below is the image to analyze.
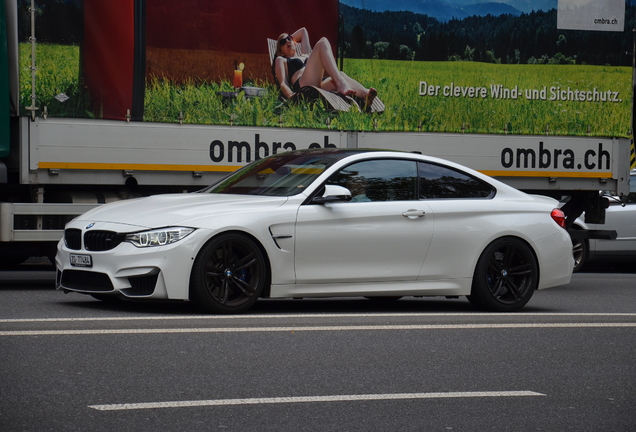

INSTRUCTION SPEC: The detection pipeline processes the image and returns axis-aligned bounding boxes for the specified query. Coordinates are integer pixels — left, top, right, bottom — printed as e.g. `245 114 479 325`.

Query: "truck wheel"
467 237 538 312
190 233 267 313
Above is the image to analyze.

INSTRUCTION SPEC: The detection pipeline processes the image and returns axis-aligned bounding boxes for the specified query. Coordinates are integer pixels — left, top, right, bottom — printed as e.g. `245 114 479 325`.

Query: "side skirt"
269 278 472 299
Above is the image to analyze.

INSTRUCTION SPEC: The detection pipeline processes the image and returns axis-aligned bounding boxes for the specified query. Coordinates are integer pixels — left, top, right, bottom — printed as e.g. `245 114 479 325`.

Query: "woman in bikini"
273 28 377 107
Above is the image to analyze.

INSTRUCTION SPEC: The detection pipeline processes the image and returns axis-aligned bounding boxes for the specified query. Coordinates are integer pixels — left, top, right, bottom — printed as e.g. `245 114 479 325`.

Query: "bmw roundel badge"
86 223 95 229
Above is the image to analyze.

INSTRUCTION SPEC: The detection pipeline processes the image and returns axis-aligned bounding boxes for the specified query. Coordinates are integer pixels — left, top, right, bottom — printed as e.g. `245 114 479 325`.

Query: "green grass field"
19 43 91 118
20 44 632 137
343 59 631 136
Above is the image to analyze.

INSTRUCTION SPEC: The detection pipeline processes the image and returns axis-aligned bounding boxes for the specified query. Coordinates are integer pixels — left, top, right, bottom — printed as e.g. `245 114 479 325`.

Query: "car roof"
278 147 496 181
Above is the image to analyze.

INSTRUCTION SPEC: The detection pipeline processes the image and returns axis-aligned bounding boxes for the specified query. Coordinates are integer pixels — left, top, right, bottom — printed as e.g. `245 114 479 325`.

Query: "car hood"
73 193 290 229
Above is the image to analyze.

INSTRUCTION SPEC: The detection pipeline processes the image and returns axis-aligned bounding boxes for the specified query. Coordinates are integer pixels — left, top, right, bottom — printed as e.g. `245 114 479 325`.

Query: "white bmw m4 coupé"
56 148 573 313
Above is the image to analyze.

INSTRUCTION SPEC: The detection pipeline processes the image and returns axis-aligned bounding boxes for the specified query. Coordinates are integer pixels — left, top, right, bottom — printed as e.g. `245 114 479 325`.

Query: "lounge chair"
267 38 384 113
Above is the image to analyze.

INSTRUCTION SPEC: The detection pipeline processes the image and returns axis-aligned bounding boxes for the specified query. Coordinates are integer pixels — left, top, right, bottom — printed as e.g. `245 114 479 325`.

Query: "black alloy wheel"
190 233 268 313
468 237 538 312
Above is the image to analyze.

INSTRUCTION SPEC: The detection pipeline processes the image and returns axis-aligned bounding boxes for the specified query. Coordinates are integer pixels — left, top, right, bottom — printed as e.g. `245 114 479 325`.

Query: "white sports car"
55 148 573 313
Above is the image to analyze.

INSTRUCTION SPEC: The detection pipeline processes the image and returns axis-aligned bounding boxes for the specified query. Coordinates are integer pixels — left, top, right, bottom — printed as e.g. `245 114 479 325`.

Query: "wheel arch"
189 229 273 299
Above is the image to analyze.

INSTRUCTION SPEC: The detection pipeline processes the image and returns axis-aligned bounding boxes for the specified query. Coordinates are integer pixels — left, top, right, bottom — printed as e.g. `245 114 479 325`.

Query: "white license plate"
70 254 92 267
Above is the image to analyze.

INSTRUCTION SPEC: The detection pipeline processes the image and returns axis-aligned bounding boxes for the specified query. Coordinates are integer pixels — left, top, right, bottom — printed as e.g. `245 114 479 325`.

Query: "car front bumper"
55 226 208 301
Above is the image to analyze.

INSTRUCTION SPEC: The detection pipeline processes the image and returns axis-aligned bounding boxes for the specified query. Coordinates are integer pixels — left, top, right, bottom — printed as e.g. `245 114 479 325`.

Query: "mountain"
449 0 557 13
339 0 552 21
505 0 557 13
337 0 464 21
460 2 521 17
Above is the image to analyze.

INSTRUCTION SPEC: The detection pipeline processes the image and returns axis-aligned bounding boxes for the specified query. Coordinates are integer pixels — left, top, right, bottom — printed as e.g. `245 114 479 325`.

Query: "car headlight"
125 227 195 248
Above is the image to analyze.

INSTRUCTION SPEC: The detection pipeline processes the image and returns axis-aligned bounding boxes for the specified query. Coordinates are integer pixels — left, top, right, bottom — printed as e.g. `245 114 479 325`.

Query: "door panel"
295 200 433 283
294 158 433 284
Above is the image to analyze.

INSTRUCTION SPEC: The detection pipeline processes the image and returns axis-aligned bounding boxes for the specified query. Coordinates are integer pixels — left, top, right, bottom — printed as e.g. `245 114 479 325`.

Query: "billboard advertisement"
558 0 625 31
18 0 632 137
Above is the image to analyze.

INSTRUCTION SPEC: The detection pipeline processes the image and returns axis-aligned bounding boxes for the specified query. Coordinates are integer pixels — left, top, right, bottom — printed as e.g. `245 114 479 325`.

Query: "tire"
189 233 267 313
571 236 588 273
467 237 538 312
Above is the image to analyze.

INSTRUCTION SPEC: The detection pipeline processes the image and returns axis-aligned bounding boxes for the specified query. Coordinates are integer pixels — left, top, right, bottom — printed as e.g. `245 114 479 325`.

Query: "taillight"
550 208 566 228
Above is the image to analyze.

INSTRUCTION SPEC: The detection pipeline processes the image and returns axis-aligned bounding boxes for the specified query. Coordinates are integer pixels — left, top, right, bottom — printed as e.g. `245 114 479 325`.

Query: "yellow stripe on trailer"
480 170 613 178
37 162 240 172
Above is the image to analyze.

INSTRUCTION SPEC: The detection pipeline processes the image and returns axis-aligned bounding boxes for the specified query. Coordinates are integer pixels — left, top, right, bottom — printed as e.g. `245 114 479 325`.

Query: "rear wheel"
467 237 538 312
190 233 267 313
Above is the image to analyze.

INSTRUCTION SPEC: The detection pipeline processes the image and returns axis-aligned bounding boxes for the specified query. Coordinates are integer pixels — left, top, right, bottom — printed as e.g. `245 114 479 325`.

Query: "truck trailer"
1 0 634 266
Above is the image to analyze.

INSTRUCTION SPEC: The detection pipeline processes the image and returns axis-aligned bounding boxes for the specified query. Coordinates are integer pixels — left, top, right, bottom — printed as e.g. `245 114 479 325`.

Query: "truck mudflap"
568 229 617 240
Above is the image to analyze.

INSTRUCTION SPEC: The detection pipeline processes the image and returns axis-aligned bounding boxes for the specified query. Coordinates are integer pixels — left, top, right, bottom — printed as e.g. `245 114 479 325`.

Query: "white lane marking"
2 312 636 323
88 391 546 411
3 322 636 336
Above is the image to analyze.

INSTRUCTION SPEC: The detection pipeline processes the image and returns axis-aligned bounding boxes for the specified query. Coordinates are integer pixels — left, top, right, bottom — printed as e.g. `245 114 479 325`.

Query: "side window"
328 159 418 202
418 162 495 199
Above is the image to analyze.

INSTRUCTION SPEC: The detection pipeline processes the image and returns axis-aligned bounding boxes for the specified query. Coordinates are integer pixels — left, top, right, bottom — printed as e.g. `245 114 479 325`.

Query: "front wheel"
190 233 267 313
467 237 538 312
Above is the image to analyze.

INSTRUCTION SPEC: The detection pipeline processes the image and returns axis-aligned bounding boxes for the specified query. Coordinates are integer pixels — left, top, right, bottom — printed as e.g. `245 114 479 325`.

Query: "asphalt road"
1 266 635 431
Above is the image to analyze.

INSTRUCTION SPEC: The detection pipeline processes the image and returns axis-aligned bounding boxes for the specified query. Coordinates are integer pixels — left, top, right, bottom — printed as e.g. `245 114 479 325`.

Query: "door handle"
402 209 426 218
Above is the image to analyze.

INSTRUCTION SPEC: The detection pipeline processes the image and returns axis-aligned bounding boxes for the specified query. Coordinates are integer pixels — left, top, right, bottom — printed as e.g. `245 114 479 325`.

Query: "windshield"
205 149 358 196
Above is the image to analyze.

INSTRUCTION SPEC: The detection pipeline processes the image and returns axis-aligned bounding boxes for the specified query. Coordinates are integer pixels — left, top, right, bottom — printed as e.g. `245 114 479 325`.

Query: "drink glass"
233 69 243 88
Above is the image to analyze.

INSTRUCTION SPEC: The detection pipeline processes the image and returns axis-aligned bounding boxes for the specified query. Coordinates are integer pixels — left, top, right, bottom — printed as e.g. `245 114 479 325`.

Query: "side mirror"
312 185 352 204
